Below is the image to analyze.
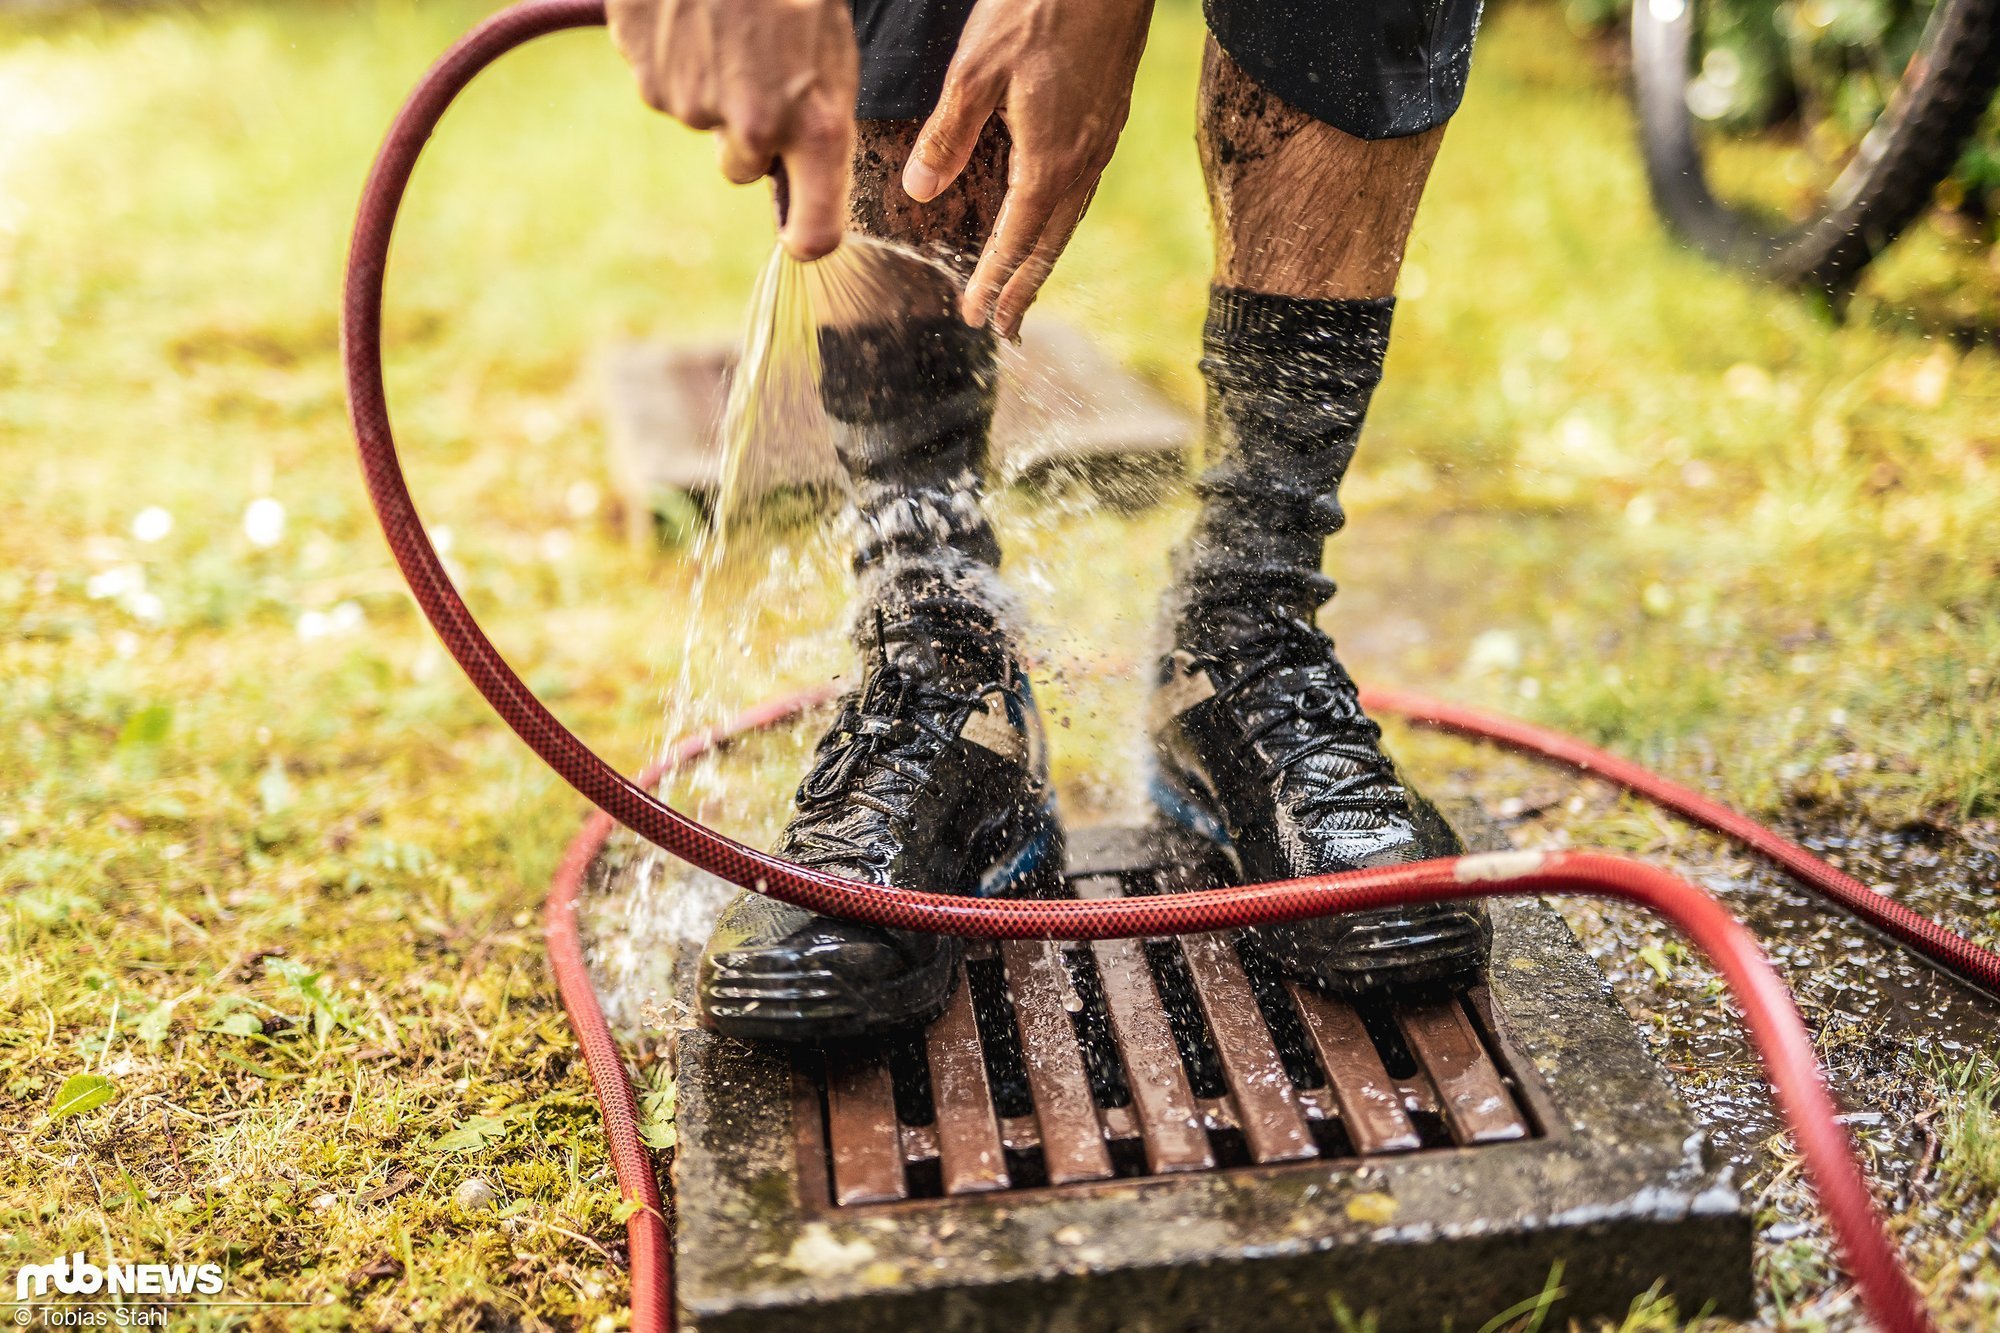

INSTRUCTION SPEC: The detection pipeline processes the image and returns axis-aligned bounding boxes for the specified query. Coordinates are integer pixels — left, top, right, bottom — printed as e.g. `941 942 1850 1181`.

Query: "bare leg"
1200 39 1442 299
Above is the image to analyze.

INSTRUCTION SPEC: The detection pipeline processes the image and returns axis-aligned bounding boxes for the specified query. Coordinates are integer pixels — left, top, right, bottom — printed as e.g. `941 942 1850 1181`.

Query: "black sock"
817 317 1002 584
1173 286 1395 623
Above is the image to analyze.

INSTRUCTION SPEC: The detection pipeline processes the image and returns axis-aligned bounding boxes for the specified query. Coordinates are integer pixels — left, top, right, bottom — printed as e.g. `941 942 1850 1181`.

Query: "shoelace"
783 603 1000 872
1190 604 1408 820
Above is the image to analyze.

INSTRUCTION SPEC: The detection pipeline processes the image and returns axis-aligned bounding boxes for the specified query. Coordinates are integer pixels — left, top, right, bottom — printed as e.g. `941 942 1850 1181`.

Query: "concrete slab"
600 320 1192 538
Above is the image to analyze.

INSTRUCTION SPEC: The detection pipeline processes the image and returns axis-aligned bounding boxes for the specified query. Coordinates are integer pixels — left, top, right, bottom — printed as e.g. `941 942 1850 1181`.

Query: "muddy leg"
1151 40 1493 995
848 118 1009 265
1200 38 1442 299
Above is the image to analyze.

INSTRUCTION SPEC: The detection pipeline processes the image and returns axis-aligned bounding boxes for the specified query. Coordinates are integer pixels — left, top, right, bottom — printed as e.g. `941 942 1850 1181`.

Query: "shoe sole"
1148 769 1490 996
700 800 1065 1045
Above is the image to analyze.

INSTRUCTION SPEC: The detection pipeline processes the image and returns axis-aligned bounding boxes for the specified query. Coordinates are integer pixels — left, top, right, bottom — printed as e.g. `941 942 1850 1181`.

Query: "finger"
715 76 787 182
712 2 791 182
762 3 855 257
904 65 1003 203
778 98 854 261
608 0 680 116
961 168 1071 327
716 132 775 187
653 0 719 127
991 177 1096 340
606 0 653 74
715 73 786 186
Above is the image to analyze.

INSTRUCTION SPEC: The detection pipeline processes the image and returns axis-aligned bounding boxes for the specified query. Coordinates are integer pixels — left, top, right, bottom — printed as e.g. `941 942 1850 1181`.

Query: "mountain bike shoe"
698 588 1062 1044
1150 600 1490 995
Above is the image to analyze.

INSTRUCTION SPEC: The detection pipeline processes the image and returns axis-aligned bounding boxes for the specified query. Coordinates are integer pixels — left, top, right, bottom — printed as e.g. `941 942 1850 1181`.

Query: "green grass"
2 0 1997 1327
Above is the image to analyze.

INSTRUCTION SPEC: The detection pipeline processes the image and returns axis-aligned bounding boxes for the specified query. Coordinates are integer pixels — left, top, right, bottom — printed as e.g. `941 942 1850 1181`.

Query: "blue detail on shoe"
977 802 1061 898
1149 772 1233 849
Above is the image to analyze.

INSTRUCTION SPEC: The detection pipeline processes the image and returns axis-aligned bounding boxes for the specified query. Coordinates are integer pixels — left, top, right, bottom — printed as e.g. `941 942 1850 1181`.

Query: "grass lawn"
3 0 1997 1327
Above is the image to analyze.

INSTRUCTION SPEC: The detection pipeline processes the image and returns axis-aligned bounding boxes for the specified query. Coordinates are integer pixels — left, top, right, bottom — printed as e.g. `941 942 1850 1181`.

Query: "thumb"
905 67 1001 203
778 103 853 261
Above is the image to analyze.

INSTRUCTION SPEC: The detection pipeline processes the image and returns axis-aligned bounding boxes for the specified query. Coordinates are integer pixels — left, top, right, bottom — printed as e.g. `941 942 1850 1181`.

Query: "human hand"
609 0 859 260
904 0 1154 337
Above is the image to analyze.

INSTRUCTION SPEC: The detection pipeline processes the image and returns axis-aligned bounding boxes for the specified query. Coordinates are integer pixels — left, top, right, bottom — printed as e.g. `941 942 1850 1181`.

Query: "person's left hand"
902 0 1155 338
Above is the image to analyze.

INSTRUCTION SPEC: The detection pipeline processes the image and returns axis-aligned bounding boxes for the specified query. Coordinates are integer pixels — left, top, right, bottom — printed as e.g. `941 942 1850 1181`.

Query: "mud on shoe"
1151 601 1491 995
699 587 1062 1043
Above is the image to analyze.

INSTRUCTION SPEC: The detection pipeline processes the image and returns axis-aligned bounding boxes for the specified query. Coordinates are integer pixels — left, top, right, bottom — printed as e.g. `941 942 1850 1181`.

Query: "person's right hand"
609 0 859 261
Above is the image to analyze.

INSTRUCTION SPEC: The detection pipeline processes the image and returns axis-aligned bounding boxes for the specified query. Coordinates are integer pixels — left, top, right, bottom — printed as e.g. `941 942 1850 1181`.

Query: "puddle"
1533 812 1999 1169
1425 747 2000 1326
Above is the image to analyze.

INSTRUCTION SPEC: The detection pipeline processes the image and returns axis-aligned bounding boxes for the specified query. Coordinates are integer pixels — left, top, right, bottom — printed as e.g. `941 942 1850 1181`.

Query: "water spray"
344 3 2000 1329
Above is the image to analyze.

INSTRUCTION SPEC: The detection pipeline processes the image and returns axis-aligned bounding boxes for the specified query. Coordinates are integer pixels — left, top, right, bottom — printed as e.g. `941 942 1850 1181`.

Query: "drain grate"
795 829 1541 1209
675 842 1752 1330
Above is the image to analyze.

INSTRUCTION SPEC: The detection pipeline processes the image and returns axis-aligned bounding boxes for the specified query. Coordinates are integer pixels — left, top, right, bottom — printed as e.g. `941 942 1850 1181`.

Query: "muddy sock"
818 316 1002 614
1171 286 1395 626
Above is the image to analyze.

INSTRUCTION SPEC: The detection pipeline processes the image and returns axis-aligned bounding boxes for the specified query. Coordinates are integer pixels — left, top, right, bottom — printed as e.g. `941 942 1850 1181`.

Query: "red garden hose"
542 686 838 1333
343 3 2000 1330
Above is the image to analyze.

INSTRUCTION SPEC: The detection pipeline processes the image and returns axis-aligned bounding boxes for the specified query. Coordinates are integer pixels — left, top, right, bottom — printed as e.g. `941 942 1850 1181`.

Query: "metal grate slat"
999 939 1116 1184
1287 983 1424 1154
1398 998 1530 1145
1076 870 1215 1174
924 966 1011 1194
1088 934 1216 1173
1181 934 1316 1163
824 1050 908 1204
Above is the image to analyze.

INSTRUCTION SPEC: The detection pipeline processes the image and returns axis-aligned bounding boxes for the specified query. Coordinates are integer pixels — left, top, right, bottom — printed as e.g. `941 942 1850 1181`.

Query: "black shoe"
699 588 1061 1043
1151 602 1490 994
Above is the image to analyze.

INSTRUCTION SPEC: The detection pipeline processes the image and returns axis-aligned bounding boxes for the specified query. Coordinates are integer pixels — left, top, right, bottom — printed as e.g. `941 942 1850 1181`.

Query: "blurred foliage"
1561 0 2000 224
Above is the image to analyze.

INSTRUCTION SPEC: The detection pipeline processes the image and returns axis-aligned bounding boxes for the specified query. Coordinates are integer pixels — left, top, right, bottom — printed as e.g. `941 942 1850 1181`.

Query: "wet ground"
1326 508 2000 1323
586 719 1999 1329
581 486 2000 1328
1548 814 1998 1166
1409 739 2000 1326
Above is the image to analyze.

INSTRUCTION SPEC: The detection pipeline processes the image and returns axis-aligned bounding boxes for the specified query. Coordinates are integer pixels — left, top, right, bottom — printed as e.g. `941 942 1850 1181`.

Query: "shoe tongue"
862 586 1007 693
877 632 984 687
880 634 940 677
1181 599 1316 662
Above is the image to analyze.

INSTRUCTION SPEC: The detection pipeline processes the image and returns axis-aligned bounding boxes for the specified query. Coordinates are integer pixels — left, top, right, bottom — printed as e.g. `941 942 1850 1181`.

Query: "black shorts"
850 0 1482 141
